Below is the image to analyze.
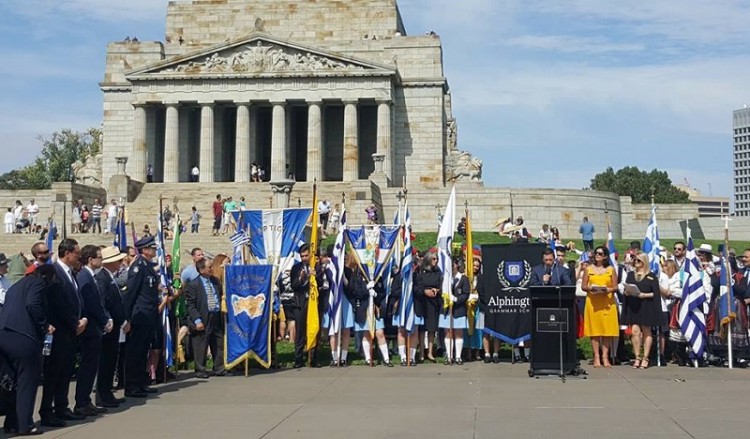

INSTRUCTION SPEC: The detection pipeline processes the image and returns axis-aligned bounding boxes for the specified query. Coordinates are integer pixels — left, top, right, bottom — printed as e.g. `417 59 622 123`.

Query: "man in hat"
123 236 161 398
74 245 112 417
95 246 128 407
0 253 9 307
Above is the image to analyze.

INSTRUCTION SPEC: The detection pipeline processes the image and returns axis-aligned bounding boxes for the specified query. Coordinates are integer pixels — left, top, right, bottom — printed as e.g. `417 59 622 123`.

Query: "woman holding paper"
582 246 618 368
621 252 662 369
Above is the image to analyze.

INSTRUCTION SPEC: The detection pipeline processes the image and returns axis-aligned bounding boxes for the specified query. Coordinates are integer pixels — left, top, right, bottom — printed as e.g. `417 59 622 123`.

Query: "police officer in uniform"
123 236 161 398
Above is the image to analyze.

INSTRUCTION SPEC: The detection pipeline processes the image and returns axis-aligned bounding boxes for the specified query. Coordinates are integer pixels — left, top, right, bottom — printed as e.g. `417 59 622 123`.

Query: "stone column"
235 103 250 182
270 180 295 209
163 104 180 182
248 106 258 167
376 100 392 179
199 103 215 182
306 101 323 181
270 101 287 181
131 104 147 181
343 100 359 181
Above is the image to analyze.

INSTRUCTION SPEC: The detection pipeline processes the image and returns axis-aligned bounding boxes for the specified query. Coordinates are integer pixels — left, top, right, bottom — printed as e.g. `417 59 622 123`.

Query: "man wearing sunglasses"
672 242 686 271
24 241 52 275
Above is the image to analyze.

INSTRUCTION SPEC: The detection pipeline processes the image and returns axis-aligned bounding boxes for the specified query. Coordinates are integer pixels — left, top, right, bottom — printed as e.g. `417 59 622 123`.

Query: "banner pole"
724 216 733 369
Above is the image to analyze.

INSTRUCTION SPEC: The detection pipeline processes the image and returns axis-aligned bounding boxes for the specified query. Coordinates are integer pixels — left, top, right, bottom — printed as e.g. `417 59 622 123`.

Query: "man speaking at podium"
530 249 573 286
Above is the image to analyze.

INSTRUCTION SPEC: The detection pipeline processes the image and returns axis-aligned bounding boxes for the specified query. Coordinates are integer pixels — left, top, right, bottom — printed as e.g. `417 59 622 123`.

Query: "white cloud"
3 0 167 24
501 35 644 54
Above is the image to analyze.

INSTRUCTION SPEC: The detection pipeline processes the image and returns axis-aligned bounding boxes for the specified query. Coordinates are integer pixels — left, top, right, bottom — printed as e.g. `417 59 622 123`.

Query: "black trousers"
116 340 126 388
190 312 224 373
125 318 154 393
0 330 41 434
39 330 75 418
97 336 119 402
75 335 102 408
293 303 317 365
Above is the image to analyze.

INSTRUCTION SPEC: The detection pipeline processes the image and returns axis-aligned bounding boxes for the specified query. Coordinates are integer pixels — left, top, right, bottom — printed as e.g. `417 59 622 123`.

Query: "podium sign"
536 308 569 333
529 286 578 377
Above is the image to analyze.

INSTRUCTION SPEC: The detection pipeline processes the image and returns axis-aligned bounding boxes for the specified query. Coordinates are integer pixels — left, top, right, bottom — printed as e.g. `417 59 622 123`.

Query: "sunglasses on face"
595 252 605 256
674 247 684 251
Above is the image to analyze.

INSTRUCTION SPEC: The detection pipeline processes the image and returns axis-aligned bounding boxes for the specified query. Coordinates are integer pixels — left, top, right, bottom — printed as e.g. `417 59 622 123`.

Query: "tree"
590 166 690 204
0 127 101 190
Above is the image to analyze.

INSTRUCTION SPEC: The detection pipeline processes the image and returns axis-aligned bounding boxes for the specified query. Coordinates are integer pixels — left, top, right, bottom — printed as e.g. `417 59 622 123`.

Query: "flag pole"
402 186 411 366
336 191 346 366
724 215 733 369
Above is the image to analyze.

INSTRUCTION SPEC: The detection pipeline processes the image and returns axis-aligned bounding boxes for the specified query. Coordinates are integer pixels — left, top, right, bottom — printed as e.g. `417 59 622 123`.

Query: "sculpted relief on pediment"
161 41 365 74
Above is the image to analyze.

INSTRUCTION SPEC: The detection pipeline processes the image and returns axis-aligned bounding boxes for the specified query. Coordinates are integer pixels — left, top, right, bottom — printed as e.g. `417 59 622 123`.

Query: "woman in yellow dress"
582 245 619 368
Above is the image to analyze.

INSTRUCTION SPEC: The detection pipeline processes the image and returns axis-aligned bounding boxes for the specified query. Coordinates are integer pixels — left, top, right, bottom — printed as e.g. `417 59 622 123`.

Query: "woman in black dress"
621 252 661 369
415 251 441 362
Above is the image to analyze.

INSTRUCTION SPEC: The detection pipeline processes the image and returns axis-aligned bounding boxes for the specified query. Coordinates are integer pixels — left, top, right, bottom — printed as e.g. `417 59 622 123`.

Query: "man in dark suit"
124 236 161 398
95 246 128 407
530 249 573 286
185 258 224 378
290 244 319 368
73 245 112 417
39 238 87 427
0 264 53 435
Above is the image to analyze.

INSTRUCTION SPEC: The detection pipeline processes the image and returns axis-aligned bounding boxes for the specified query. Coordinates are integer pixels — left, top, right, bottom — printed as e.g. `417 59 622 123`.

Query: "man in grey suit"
185 259 225 378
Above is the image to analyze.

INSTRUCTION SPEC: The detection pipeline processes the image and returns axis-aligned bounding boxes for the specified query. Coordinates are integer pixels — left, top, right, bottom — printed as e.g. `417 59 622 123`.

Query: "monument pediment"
126 33 396 80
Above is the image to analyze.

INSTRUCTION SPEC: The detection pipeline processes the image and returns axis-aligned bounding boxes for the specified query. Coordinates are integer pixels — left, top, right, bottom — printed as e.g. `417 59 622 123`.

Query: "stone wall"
164 0 405 54
620 196 698 239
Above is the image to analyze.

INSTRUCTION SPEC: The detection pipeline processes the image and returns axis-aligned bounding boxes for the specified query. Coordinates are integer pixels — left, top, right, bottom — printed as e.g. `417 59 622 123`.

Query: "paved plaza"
15 362 748 439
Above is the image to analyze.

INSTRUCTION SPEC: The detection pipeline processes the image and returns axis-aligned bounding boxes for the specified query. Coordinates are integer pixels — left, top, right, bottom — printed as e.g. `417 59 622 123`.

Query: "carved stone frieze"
445 150 483 183
161 41 365 74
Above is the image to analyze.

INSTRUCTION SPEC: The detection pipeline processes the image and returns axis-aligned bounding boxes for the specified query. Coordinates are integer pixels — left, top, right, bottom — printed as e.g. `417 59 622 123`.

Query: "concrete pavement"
12 362 748 438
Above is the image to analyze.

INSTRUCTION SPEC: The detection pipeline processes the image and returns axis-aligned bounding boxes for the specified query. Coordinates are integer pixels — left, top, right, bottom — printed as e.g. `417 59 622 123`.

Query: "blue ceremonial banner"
718 245 737 327
232 208 311 281
224 264 273 369
346 225 401 282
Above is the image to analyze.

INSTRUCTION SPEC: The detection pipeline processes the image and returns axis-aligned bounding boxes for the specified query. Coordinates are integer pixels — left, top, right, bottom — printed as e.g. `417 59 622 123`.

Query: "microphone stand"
550 262 565 383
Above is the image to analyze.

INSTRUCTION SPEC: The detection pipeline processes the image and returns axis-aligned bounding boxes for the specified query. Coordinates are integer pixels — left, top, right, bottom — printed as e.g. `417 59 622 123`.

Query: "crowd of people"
2 208 750 435
4 200 41 235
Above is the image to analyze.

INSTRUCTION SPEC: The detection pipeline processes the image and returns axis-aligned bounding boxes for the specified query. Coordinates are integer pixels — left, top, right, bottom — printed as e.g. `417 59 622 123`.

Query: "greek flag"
642 206 660 274
230 229 251 248
677 236 706 359
607 221 618 271
113 209 128 251
155 212 173 367
578 250 589 263
328 210 347 336
45 219 56 265
399 206 416 332
437 186 456 297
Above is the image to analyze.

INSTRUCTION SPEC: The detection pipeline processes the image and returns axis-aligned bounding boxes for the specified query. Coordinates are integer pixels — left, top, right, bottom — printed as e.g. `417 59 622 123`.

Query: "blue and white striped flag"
642 206 660 274
607 221 618 271
230 229 251 248
437 186 456 297
399 206 416 332
45 219 56 265
328 209 347 336
677 236 706 359
155 212 174 367
578 250 589 263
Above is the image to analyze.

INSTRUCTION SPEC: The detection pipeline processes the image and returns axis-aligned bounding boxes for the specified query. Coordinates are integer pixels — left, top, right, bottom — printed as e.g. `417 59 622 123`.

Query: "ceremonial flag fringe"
642 206 661 275
465 203 476 335
399 206 416 333
306 182 320 352
677 235 706 359
224 264 273 368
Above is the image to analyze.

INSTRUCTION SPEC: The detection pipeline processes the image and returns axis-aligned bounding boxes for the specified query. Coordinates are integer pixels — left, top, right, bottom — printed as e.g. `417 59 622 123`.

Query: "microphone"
544 266 552 285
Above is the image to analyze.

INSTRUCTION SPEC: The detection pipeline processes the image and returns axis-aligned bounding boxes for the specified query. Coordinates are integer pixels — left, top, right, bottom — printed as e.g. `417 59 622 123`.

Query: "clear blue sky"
0 0 744 199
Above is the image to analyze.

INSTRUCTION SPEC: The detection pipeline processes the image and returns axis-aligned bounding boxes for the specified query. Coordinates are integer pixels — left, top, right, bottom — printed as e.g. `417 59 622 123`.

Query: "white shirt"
107 204 119 218
318 200 331 214
26 203 39 215
191 167 200 176
0 275 10 305
13 205 23 220
4 212 13 224
56 259 77 288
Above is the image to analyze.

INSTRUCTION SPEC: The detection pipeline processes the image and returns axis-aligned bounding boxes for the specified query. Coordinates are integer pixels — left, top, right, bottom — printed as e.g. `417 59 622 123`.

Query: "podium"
528 286 580 378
